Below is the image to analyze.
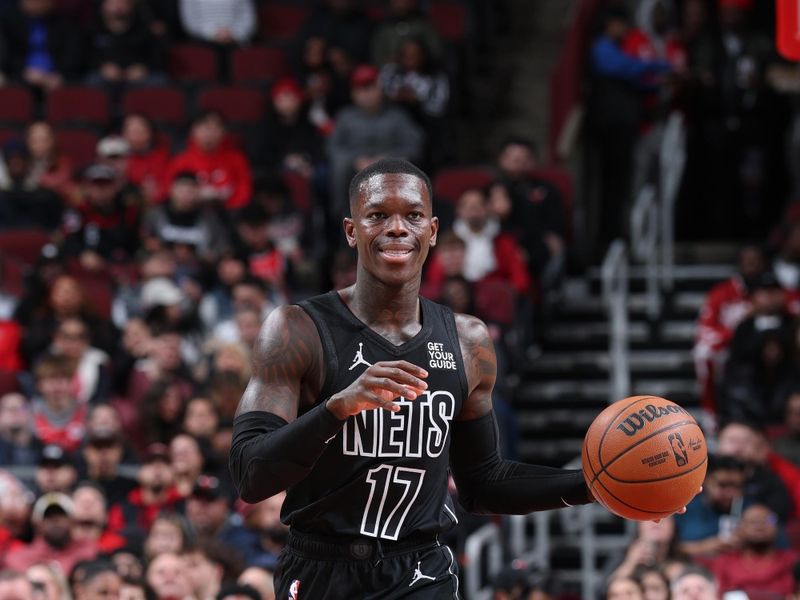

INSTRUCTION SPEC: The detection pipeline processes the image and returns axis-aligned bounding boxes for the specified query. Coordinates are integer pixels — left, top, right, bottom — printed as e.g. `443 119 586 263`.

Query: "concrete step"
516 377 699 405
527 349 693 375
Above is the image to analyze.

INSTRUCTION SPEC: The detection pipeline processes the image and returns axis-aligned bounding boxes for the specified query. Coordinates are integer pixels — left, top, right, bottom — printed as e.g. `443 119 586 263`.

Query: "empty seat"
0 128 22 148
429 2 468 42
122 87 187 126
54 128 99 171
258 4 310 42
197 86 265 124
0 87 34 124
0 229 51 265
231 46 288 84
282 169 312 215
474 279 517 327
432 166 495 204
46 86 111 126
168 44 219 83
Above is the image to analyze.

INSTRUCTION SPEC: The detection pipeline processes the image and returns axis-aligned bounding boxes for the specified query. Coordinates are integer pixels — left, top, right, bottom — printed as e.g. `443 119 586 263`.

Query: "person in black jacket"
0 0 83 90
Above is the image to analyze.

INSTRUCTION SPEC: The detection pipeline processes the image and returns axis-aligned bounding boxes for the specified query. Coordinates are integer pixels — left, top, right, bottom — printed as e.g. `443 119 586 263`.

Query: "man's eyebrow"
363 199 427 210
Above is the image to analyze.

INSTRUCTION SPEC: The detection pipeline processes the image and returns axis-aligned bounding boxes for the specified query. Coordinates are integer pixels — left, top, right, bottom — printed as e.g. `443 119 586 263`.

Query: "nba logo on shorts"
668 433 688 467
289 580 300 600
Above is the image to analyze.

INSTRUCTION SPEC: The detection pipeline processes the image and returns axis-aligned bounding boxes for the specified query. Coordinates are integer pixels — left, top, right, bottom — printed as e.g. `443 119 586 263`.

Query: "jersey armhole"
296 297 339 404
438 302 470 409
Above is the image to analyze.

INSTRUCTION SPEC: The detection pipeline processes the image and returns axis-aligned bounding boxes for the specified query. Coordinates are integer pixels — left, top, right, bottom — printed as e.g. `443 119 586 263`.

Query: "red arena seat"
0 86 35 124
429 2 468 42
168 44 219 83
432 166 495 204
122 87 187 126
46 86 111 126
197 86 265 124
258 4 310 42
0 229 51 265
231 46 288 84
54 128 99 170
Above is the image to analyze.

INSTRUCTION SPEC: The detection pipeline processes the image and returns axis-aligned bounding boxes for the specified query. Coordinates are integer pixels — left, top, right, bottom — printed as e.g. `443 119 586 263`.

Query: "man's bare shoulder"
454 313 496 420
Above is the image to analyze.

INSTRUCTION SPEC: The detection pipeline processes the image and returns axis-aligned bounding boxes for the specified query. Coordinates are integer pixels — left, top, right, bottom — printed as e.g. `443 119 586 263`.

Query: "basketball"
582 396 708 520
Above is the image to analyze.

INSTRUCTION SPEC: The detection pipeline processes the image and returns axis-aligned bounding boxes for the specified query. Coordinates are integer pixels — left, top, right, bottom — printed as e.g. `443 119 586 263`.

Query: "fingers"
364 374 420 400
367 362 429 395
363 391 404 413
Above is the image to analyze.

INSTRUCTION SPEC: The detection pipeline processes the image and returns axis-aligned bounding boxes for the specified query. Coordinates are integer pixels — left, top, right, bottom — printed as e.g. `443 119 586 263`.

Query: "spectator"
451 188 531 295
0 571 34 600
179 0 255 45
79 428 136 508
301 0 372 65
631 565 670 600
238 491 287 571
230 205 287 292
145 552 193 600
184 474 244 544
125 443 183 532
51 317 111 405
255 78 324 176
88 0 166 86
773 389 800 466
63 163 141 272
110 317 152 396
6 492 98 574
326 64 423 220
71 482 126 553
142 171 230 264
0 0 82 91
676 454 748 557
670 566 719 600
0 392 42 468
774 221 800 295
694 244 767 415
718 272 796 425
421 232 466 301
715 420 799 522
169 433 204 497
584 6 671 249
0 138 64 231
34 445 77 495
25 563 71 600
237 567 273 600
705 503 797 597
183 396 220 442
371 0 444 67
80 561 123 600
30 355 85 453
379 37 450 164
186 540 243 600
122 113 170 205
139 379 189 447
607 577 645 600
490 138 566 287
166 111 253 211
0 255 19 322
85 404 138 465
143 514 191 564
24 121 75 203
607 517 683 581
217 584 259 600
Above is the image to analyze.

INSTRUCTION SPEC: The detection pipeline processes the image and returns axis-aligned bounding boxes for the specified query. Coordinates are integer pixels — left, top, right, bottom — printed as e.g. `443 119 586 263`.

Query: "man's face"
704 468 744 512
344 173 438 287
352 84 383 112
37 375 74 412
82 572 122 600
498 143 536 178
138 460 174 493
716 424 763 464
185 552 221 598
193 118 225 152
35 464 76 493
456 189 488 231
186 496 227 535
184 399 218 438
738 504 778 548
53 320 89 361
671 574 717 600
0 393 30 439
738 247 764 280
84 440 123 478
71 487 107 541
170 179 199 212
0 578 34 600
607 578 643 600
146 554 192 600
40 512 72 549
86 179 117 207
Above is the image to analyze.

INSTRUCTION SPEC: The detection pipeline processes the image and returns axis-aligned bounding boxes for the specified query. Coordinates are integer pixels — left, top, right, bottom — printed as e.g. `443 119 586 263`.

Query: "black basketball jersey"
284 291 468 541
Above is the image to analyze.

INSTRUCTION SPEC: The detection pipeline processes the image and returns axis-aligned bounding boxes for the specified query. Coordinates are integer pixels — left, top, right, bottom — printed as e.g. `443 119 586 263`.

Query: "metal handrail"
630 184 660 319
464 522 504 600
601 239 630 404
659 112 687 291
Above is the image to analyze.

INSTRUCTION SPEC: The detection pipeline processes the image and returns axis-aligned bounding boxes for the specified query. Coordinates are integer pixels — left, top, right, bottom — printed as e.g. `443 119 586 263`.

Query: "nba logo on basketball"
289 580 300 600
668 433 688 467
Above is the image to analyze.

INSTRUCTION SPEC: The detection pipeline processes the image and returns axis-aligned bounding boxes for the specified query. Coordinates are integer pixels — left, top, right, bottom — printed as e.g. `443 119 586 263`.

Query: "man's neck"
347 274 421 329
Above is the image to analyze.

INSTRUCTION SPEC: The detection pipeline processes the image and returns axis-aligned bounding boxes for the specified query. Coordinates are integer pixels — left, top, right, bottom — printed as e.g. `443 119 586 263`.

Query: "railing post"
630 184 660 319
464 523 503 600
659 112 687 292
602 240 630 404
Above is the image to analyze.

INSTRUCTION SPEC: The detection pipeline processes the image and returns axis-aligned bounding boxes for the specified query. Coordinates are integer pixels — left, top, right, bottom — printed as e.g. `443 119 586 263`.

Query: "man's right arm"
229 305 344 503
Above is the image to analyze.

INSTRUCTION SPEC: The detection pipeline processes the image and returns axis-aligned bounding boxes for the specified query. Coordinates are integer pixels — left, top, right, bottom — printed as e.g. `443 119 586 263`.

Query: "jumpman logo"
409 562 436 587
348 342 372 370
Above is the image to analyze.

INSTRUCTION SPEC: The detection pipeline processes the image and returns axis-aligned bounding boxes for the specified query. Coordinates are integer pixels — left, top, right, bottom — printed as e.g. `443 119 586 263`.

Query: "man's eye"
369 213 386 219
408 212 423 220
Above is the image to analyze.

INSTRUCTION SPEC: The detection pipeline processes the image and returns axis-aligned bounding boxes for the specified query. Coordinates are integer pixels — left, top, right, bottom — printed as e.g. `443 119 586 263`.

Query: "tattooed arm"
449 314 593 514
229 305 344 502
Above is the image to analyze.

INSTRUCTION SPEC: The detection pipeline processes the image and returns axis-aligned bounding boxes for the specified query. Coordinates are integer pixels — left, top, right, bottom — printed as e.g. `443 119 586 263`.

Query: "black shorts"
274 530 462 599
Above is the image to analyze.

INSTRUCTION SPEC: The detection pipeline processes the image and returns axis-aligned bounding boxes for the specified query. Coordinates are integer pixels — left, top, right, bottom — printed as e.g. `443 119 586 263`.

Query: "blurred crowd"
586 0 796 250
0 0 575 598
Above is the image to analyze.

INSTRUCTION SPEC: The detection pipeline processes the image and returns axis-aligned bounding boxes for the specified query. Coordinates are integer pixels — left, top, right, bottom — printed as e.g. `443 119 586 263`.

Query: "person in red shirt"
70 482 126 553
124 443 183 531
166 110 252 211
705 503 797 597
123 113 171 205
694 244 766 415
5 492 98 575
30 355 86 453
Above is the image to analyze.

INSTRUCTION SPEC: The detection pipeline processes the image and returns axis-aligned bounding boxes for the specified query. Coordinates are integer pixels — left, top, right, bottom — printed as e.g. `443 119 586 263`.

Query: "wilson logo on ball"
615 404 690 437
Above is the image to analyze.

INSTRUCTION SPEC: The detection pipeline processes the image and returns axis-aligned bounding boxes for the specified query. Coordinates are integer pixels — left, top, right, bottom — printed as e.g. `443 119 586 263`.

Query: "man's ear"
429 216 439 248
344 218 357 248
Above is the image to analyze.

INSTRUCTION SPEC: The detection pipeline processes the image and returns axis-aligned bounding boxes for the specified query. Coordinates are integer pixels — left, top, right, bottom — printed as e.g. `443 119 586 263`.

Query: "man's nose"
385 214 409 236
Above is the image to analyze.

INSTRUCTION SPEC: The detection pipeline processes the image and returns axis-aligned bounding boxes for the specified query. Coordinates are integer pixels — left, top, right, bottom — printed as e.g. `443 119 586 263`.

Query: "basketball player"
229 159 595 598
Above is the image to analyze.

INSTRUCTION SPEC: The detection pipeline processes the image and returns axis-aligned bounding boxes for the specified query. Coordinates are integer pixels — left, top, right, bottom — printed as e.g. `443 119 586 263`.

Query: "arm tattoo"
456 314 497 420
235 305 321 421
